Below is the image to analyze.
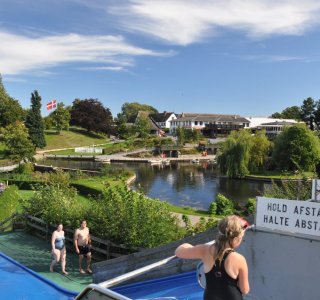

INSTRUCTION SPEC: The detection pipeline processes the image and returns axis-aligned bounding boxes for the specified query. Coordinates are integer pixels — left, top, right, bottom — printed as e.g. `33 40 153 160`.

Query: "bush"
245 198 256 216
87 185 182 248
0 186 20 223
213 193 234 215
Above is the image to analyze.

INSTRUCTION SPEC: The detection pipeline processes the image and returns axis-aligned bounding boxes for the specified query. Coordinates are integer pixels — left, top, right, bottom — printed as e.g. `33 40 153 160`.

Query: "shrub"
214 193 234 215
245 198 256 216
0 185 20 223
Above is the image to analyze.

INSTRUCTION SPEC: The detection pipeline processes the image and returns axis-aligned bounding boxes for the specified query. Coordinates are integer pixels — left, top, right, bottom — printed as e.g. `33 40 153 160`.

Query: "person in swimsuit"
50 223 68 275
175 215 249 300
74 220 92 274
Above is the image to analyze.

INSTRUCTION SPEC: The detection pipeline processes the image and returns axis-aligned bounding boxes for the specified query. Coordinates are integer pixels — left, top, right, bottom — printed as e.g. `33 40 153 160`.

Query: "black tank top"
204 249 242 300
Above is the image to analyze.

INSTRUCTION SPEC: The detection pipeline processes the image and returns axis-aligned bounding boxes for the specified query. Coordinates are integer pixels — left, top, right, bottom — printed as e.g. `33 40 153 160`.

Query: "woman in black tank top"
175 215 249 300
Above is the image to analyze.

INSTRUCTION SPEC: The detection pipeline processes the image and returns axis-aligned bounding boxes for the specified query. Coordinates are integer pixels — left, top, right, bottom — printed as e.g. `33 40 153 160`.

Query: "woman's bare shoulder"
228 251 247 263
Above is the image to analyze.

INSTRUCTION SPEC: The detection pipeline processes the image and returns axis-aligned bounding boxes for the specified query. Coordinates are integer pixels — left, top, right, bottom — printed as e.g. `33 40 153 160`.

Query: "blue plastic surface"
0 252 77 300
113 271 203 300
1 250 203 300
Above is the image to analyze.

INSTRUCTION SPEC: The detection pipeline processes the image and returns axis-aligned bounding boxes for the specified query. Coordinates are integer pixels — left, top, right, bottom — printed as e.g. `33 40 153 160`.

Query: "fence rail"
0 214 134 260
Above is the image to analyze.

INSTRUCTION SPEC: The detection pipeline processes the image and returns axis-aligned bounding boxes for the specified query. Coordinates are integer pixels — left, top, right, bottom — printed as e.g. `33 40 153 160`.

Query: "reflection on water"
43 159 104 170
123 162 270 210
43 159 270 210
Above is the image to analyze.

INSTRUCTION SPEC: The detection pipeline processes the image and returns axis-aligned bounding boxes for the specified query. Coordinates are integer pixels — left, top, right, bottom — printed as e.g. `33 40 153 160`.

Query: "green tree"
271 112 283 118
272 123 320 172
218 130 253 178
271 106 302 120
133 115 151 139
281 106 302 120
119 102 158 122
300 97 316 130
50 103 71 134
25 90 46 148
249 130 271 172
70 99 114 134
176 127 185 145
1 121 35 161
264 176 311 200
313 99 320 130
0 75 24 127
21 171 80 225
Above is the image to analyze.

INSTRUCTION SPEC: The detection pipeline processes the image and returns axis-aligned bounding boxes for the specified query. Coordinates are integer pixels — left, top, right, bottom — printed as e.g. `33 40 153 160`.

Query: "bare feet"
79 269 86 274
62 271 69 275
50 267 54 272
86 268 92 274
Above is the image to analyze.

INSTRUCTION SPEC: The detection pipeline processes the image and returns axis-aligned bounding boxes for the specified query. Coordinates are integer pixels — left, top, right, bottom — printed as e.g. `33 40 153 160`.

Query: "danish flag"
47 100 57 110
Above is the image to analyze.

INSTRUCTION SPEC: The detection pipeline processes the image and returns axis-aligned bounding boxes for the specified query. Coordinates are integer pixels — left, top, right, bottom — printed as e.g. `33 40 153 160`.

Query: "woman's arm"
237 255 250 295
175 243 207 260
51 231 56 250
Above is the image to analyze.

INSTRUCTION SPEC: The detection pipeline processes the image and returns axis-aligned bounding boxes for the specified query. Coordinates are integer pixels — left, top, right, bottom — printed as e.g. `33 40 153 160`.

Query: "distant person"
50 223 68 275
74 219 92 274
175 215 250 300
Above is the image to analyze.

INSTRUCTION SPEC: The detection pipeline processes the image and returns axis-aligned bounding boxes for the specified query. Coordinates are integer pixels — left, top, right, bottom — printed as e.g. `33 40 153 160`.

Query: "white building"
245 117 298 128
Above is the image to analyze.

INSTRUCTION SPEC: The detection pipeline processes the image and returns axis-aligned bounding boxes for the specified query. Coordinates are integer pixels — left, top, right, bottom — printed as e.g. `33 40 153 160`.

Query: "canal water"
43 159 269 210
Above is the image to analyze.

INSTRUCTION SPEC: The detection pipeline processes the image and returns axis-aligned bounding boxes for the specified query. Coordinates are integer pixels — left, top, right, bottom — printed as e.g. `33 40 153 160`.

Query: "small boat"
191 159 200 164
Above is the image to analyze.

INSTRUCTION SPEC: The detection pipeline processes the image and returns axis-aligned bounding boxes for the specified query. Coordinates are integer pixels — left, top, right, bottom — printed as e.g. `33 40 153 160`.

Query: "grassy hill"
40 127 108 151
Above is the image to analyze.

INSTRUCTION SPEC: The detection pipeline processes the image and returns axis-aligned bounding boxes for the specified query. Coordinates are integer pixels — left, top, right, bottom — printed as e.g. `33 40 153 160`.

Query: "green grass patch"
41 127 107 151
167 203 210 216
248 170 315 179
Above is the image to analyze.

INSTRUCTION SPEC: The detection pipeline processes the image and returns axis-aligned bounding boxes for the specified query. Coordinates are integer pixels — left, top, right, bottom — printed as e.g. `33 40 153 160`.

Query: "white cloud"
242 54 307 62
0 31 172 75
108 0 320 45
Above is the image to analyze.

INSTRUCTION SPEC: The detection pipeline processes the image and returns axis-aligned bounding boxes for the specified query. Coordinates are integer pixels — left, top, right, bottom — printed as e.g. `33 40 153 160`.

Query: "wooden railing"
1 214 135 260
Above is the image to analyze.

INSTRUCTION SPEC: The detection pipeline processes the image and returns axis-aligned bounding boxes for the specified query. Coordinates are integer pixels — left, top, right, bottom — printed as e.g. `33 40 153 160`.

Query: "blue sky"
1 0 320 117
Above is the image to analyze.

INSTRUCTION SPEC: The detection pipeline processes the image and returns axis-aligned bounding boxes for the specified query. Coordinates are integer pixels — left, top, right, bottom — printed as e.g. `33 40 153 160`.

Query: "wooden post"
107 240 111 260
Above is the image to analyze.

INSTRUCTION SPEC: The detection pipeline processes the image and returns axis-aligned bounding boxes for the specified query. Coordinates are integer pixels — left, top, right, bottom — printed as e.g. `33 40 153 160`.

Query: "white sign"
256 197 320 237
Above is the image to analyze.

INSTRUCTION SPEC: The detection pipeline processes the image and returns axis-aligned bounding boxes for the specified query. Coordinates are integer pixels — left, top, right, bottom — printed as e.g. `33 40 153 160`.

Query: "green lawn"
41 127 108 151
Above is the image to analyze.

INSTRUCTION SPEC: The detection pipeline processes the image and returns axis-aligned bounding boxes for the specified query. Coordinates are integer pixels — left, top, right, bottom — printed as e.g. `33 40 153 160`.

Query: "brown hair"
214 215 243 264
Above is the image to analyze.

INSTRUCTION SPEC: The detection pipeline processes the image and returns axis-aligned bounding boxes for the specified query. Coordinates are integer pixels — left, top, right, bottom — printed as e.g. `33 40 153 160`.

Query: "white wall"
238 230 320 300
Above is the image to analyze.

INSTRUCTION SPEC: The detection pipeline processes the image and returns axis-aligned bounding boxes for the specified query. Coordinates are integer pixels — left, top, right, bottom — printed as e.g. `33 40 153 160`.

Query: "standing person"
50 223 68 275
74 219 92 274
175 215 249 300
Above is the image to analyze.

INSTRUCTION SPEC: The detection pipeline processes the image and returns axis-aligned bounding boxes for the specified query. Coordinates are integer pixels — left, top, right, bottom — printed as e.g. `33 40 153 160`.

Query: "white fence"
75 147 103 154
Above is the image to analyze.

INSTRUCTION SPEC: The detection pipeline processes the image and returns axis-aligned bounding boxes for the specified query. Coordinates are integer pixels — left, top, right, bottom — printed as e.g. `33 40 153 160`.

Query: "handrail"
99 255 177 288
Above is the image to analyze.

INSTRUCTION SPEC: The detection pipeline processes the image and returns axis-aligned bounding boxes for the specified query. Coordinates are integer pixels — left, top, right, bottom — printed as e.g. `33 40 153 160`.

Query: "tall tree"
50 103 71 134
281 106 302 120
313 99 320 130
119 102 158 122
0 121 35 162
300 97 316 130
271 106 302 120
272 123 320 172
249 130 271 172
70 99 114 134
218 130 253 178
25 90 46 148
133 115 151 138
0 75 24 127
